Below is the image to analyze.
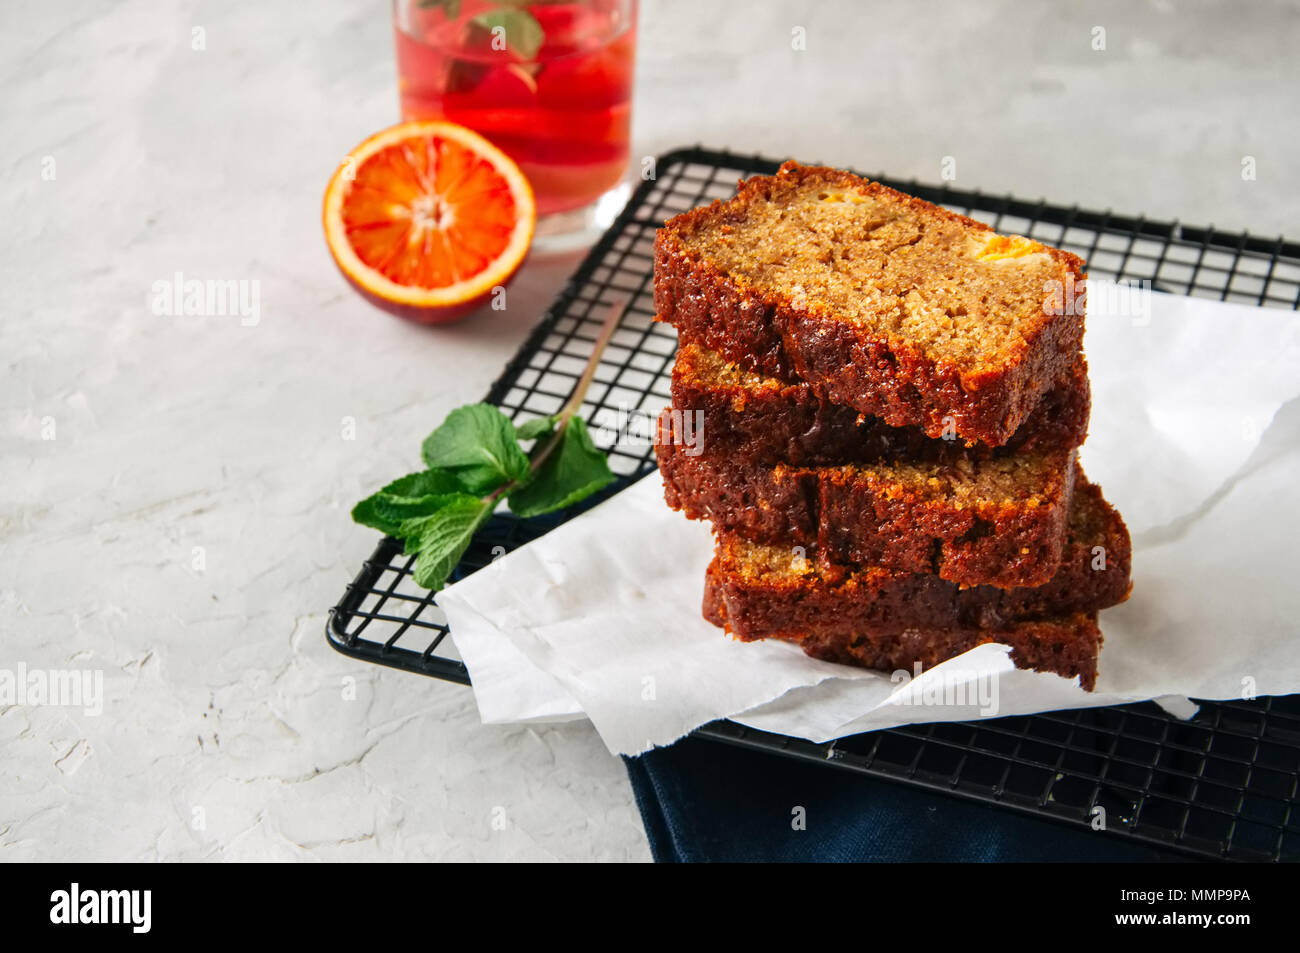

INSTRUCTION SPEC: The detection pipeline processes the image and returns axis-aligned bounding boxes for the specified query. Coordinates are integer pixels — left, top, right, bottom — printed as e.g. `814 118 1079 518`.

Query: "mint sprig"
351 469 468 537
508 416 611 518
418 0 547 62
351 298 628 591
399 495 492 590
420 403 531 493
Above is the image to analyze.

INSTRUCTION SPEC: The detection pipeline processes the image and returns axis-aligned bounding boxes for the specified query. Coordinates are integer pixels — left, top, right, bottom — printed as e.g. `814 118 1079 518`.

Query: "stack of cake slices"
652 161 1132 690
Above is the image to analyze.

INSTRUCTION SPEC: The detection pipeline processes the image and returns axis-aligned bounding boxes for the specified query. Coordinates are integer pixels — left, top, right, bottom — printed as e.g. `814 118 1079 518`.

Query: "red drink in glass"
394 0 636 232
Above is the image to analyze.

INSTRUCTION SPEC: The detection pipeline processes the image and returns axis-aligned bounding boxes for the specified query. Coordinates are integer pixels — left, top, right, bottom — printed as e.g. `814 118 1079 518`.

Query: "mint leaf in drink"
508 416 615 518
352 469 468 536
418 0 462 17
514 414 558 441
421 404 531 494
399 494 492 590
469 8 545 61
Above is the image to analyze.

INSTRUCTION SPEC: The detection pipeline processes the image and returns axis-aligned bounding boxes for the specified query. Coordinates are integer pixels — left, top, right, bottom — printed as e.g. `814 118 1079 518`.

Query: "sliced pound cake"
708 587 1105 691
705 474 1130 636
658 426 1078 588
668 340 1090 467
655 161 1086 446
701 475 1130 692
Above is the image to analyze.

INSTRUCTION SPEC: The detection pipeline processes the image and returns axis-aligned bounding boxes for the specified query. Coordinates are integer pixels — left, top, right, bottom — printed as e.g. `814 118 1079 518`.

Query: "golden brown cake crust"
705 473 1130 637
654 161 1087 447
801 614 1104 691
670 341 1091 467
658 420 1079 588
704 576 1104 691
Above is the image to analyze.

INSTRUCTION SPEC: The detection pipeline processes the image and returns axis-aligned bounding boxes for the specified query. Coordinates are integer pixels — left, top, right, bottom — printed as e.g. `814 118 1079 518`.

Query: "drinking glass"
393 0 637 251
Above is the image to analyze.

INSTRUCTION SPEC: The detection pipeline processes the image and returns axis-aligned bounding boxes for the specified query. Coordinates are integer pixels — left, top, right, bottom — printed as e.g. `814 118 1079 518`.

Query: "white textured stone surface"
2 0 1295 861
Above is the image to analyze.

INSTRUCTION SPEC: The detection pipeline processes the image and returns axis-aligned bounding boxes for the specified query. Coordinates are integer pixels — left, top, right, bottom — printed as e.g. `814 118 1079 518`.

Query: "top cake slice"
654 161 1086 447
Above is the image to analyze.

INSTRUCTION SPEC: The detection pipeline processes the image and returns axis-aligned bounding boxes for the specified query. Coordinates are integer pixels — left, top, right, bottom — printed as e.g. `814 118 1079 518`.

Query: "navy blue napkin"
625 734 1184 862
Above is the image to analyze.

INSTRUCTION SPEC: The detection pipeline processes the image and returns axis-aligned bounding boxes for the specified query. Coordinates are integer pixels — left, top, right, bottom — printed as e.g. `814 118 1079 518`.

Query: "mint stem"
485 295 629 504
557 295 628 423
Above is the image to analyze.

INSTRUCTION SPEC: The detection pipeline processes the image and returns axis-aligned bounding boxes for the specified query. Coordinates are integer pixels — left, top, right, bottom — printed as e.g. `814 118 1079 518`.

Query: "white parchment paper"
440 287 1300 755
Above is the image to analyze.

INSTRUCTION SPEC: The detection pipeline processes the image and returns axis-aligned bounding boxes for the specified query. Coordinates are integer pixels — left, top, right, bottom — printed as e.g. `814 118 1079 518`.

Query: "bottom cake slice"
701 476 1131 691
707 586 1103 690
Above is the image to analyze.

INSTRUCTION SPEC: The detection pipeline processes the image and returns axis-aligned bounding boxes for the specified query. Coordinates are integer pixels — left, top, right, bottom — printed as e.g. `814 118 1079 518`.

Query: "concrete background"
2 0 1296 860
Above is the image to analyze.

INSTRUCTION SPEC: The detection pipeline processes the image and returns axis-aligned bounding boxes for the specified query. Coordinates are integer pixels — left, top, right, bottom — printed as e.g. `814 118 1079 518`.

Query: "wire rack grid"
328 147 1300 862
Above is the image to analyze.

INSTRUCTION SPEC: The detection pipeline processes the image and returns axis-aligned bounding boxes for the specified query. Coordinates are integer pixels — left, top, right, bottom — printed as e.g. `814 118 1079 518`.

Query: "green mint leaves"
419 0 547 62
399 495 493 590
352 297 628 593
508 417 612 518
513 414 557 441
351 469 468 537
353 404 614 591
469 8 545 61
421 404 531 494
417 0 463 18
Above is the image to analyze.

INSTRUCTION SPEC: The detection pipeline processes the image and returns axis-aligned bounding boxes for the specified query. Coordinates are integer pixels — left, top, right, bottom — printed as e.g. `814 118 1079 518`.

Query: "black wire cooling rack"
328 146 1300 863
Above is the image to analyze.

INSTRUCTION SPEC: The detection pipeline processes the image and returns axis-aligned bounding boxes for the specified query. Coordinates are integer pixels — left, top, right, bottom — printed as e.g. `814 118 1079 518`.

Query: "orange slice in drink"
323 121 536 324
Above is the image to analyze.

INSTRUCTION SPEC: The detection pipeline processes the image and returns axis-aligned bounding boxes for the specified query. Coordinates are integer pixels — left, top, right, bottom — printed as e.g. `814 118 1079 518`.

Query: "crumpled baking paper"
438 285 1300 755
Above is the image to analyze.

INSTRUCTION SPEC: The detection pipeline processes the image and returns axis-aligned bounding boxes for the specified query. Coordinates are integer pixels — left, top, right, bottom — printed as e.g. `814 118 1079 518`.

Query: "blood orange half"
323 121 536 323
